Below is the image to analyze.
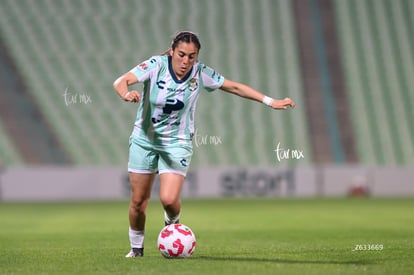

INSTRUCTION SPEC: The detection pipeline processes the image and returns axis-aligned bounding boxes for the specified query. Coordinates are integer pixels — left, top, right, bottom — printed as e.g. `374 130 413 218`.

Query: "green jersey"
130 55 224 146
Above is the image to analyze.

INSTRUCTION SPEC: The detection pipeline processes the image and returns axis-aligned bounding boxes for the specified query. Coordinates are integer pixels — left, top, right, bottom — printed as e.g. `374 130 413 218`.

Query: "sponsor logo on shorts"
180 159 188 167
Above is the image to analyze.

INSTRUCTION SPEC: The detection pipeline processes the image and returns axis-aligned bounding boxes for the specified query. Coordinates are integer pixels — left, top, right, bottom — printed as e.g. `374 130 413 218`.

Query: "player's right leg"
126 136 158 257
126 172 155 257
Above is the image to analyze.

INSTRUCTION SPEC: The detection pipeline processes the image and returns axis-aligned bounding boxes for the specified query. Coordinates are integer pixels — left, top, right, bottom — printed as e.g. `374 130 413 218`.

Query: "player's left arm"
220 79 295 110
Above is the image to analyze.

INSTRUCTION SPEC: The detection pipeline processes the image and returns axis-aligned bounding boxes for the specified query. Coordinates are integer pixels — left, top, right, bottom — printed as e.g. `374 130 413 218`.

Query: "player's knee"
160 195 179 210
130 196 150 214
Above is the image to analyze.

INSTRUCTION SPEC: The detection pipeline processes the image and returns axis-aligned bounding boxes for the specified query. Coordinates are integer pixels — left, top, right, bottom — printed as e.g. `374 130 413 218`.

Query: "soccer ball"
157 224 196 258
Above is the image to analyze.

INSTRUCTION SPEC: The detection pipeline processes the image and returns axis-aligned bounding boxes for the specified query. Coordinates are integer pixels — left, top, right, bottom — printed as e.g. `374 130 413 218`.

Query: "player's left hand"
271 97 295 110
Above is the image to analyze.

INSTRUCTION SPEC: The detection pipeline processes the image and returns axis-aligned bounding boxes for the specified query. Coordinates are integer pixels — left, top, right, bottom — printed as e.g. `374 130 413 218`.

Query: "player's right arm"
113 72 141 103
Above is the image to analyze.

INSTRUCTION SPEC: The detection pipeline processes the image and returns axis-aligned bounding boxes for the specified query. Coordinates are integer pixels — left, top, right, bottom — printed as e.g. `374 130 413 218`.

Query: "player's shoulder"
195 61 221 79
133 55 165 73
142 55 166 67
193 61 210 73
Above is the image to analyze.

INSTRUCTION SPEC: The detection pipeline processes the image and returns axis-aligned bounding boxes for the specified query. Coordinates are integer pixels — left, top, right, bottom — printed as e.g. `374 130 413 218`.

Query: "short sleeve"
200 64 225 92
130 56 161 82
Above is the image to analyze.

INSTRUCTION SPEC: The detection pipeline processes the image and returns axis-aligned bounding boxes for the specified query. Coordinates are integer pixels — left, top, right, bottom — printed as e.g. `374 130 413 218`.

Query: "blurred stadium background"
0 0 413 200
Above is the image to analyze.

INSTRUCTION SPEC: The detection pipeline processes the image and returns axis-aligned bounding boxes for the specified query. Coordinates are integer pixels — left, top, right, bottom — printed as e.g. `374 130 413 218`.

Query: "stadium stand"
294 0 358 164
335 0 414 164
0 121 22 165
1 0 412 166
0 0 310 166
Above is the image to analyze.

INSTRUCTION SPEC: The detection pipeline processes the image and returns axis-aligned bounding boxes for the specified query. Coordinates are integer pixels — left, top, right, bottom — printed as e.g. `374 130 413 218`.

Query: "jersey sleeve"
130 56 161 82
199 64 225 92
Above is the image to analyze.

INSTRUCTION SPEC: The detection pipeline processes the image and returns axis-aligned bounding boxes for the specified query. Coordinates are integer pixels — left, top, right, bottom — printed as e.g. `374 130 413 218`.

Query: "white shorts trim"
128 168 157 174
127 168 186 177
159 169 186 177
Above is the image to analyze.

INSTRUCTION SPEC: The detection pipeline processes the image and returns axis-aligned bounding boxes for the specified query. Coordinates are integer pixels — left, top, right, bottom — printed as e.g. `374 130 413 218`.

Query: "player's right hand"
123 90 140 103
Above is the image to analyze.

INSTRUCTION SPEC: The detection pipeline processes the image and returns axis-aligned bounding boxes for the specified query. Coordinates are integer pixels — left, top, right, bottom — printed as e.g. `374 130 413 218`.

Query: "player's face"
170 42 198 79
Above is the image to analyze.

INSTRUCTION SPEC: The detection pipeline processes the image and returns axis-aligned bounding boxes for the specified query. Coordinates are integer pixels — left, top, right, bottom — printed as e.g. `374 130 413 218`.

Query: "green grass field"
1 198 413 274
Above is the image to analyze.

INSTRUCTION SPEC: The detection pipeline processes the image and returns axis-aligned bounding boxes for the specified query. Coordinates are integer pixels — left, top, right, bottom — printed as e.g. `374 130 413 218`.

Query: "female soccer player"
113 31 295 257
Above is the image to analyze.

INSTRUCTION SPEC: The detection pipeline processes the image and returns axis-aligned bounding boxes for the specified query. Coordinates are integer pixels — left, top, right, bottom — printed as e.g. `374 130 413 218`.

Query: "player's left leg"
158 144 192 225
159 173 185 225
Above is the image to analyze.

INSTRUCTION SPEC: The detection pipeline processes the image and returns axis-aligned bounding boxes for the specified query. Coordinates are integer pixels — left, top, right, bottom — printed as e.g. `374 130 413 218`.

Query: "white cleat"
125 248 144 257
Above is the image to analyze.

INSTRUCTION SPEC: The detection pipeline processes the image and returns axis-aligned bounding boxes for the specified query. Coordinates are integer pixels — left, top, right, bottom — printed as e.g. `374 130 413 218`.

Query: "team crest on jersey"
189 78 198 92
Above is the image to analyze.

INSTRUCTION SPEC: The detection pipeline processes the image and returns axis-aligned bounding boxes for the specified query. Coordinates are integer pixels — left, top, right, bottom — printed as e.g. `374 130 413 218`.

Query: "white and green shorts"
128 135 193 176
